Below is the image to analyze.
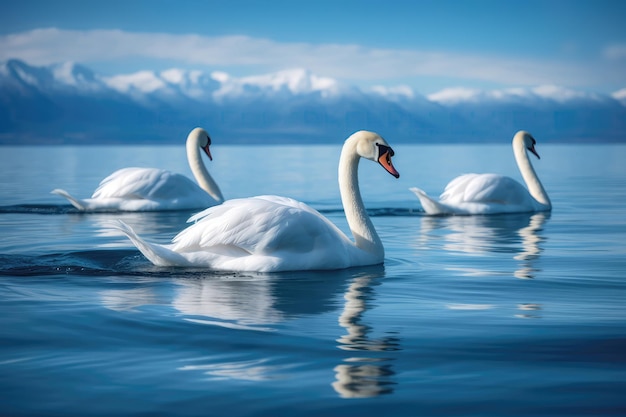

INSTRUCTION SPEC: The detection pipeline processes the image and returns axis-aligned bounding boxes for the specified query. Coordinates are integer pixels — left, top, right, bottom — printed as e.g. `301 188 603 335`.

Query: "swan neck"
187 137 224 202
338 142 384 259
513 137 551 209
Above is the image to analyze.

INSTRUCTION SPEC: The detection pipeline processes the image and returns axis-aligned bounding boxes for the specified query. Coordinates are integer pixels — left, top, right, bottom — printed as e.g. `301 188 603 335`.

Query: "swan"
113 130 400 272
410 130 551 215
51 127 224 211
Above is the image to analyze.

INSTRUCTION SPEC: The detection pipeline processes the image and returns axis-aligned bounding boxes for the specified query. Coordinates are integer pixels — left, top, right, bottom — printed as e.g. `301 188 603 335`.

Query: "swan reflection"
98 266 397 395
418 212 549 279
333 359 395 398
178 358 286 382
173 277 284 327
100 270 346 327
333 269 398 398
513 213 548 279
443 302 542 319
515 303 542 319
100 287 159 312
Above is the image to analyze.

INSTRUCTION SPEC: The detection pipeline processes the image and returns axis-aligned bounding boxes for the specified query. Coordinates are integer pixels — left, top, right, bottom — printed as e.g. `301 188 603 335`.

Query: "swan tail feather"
113 220 189 267
50 189 87 210
409 187 450 215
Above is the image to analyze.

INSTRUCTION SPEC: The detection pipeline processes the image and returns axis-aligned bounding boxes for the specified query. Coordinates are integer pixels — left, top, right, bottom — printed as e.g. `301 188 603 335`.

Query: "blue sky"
2 0 626 94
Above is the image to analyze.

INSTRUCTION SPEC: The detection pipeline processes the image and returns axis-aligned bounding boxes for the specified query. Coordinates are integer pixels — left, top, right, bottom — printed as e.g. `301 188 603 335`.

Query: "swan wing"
115 196 358 271
464 174 533 205
441 173 532 205
92 167 205 200
439 174 480 203
174 196 353 257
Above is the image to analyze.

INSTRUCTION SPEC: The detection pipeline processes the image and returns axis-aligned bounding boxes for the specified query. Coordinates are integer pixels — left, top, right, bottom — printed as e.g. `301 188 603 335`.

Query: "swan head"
189 127 213 161
516 130 540 160
352 130 400 178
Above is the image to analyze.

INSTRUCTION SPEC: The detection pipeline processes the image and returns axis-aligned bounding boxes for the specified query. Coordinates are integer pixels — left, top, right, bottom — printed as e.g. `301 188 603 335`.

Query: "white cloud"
0 27 621 90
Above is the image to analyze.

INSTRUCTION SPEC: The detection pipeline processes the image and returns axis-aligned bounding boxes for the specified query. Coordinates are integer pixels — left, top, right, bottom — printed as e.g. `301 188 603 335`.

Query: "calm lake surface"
1 142 625 416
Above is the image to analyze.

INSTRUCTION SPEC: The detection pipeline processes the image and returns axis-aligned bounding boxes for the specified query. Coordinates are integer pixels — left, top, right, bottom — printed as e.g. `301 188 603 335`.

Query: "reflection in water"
443 302 542 319
173 277 284 327
170 275 303 381
100 287 158 312
333 269 398 398
515 303 542 319
98 267 398 395
513 213 548 279
418 212 550 279
99 269 380 385
178 358 286 382
333 359 395 398
418 212 549 319
99 270 346 328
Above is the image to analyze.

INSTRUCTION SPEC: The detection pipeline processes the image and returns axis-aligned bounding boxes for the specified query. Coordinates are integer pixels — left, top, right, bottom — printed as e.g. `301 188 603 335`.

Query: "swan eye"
376 143 394 158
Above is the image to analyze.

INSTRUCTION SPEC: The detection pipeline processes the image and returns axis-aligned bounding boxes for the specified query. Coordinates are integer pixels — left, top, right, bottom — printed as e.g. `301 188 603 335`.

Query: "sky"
1 0 626 95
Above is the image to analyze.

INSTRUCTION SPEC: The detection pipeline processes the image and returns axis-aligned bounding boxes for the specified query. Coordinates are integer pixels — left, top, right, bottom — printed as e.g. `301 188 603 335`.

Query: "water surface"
1 143 625 416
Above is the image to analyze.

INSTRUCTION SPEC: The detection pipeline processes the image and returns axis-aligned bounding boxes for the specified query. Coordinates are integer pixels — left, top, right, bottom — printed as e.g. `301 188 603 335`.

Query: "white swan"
410 130 551 215
51 127 224 211
114 130 400 272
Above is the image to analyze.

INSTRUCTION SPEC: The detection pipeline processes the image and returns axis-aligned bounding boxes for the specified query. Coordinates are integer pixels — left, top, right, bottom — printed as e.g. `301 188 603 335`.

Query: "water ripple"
0 204 78 214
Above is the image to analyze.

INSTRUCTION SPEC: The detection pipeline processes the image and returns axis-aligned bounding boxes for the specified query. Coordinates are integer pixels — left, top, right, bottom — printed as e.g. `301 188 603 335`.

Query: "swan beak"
378 149 400 178
529 145 540 159
202 144 213 161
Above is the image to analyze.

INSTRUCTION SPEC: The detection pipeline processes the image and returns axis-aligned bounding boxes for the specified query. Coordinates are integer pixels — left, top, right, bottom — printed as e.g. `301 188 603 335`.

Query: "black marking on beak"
377 143 395 159
201 133 213 160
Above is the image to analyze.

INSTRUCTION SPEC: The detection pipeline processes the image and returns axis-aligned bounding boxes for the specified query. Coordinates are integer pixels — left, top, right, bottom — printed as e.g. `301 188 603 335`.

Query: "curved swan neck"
338 138 384 259
186 134 224 202
513 134 551 209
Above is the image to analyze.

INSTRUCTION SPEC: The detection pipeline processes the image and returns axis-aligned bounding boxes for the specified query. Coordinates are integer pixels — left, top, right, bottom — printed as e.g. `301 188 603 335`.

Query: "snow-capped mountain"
1 59 625 144
1 59 108 94
100 67 354 104
612 88 626 106
103 68 221 105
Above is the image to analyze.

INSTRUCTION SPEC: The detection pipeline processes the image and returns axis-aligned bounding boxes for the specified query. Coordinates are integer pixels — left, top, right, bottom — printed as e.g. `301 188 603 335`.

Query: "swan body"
410 131 551 215
114 130 400 272
52 127 224 211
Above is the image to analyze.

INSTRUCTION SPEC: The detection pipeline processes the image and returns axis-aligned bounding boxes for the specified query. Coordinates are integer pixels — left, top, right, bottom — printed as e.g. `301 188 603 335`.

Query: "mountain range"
1 59 625 144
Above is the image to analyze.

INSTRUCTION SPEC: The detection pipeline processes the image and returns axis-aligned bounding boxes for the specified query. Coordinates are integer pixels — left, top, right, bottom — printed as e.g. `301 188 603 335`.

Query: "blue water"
1 143 626 416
